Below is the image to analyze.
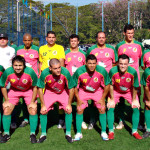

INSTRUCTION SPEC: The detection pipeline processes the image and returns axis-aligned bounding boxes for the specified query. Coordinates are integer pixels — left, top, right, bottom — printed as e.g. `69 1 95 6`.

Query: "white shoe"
74 133 83 141
57 119 64 129
82 122 87 129
116 121 124 130
101 132 109 141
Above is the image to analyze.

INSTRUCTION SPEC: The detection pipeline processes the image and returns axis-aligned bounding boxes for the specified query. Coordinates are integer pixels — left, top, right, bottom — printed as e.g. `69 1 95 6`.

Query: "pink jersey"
87 44 117 73
16 45 39 75
73 65 110 92
141 49 150 68
65 49 86 75
109 66 139 93
0 67 37 91
116 40 144 83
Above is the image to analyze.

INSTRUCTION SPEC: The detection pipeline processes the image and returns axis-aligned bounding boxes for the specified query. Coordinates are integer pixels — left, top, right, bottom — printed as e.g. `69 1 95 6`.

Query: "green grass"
0 70 150 150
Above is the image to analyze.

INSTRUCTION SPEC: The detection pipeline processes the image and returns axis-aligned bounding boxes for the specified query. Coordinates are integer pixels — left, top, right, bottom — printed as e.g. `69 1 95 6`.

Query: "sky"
34 0 107 6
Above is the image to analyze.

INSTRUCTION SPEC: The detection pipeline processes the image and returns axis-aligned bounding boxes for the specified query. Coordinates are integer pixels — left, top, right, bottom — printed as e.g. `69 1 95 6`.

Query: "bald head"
23 33 32 49
49 58 60 67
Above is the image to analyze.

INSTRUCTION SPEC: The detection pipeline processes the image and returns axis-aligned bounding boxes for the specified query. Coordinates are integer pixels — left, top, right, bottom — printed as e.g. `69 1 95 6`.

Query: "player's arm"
59 58 65 67
39 61 42 75
144 86 150 101
31 86 37 103
1 87 8 102
132 87 140 109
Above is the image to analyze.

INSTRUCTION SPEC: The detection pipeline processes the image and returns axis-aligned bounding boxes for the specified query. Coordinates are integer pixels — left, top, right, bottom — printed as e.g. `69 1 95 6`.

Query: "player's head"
118 54 129 73
123 24 134 42
96 31 106 46
69 34 79 49
49 58 61 76
0 33 8 48
46 31 56 46
23 33 32 49
10 41 14 45
86 54 97 73
12 55 26 75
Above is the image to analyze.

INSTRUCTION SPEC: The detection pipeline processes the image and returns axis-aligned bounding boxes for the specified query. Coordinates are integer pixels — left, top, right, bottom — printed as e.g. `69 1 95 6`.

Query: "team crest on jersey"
115 79 120 83
48 80 51 83
52 50 57 55
94 77 98 82
58 79 63 84
20 55 24 57
133 47 137 52
95 53 98 56
10 79 16 83
149 57 150 61
78 57 82 62
83 79 87 83
123 48 126 53
22 79 28 84
29 54 34 58
68 57 71 62
105 53 109 57
126 78 131 82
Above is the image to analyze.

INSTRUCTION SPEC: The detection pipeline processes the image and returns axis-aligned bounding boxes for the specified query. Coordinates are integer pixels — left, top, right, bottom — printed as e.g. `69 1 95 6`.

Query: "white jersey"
0 46 15 69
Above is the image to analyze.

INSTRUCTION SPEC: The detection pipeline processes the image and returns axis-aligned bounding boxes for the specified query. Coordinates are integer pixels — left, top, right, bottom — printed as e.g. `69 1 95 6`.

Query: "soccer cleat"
57 119 65 129
101 132 109 141
116 121 124 130
132 132 142 140
37 135 47 143
142 131 150 139
82 122 87 129
30 134 37 143
73 133 83 141
65 135 73 143
0 132 2 140
19 120 29 127
108 132 114 140
10 122 17 129
88 122 94 130
0 134 10 143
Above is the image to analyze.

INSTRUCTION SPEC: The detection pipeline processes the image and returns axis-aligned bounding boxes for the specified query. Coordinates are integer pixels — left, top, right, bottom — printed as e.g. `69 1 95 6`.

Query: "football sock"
3 115 11 135
76 113 83 134
40 114 47 136
145 110 150 132
65 113 72 135
132 108 139 133
107 108 114 132
99 113 107 133
29 114 38 135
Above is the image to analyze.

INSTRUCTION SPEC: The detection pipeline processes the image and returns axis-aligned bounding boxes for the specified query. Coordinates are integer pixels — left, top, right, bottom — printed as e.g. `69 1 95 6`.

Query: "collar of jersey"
97 44 106 49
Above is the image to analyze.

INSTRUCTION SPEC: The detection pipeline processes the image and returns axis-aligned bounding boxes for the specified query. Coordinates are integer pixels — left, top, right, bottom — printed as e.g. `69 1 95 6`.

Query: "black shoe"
19 120 28 127
0 133 2 140
30 134 37 143
0 134 10 143
65 135 73 143
37 135 47 143
142 131 150 138
10 123 17 129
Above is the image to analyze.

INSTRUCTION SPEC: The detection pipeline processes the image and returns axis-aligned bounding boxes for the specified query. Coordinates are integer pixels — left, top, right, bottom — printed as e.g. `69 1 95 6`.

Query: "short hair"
124 24 134 33
118 54 129 62
47 31 56 37
12 55 26 68
86 54 97 63
23 33 32 39
10 41 14 44
96 31 106 38
49 58 60 67
69 34 79 41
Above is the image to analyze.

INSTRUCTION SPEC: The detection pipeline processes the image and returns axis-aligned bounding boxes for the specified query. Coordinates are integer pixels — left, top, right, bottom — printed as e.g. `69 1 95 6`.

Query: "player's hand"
66 104 72 114
28 102 37 110
132 100 140 109
40 105 47 115
3 101 12 110
145 101 150 109
107 99 115 110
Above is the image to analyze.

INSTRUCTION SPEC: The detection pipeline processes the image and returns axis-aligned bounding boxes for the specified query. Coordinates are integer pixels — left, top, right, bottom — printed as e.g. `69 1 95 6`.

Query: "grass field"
0 69 150 150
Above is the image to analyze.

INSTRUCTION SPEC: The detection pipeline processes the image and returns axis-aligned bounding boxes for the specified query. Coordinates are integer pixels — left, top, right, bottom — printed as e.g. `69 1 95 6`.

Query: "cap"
0 33 8 38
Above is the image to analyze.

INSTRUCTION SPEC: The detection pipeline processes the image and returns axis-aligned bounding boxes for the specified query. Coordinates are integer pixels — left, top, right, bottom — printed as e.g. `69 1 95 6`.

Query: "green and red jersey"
86 44 117 72
16 45 39 75
141 67 150 88
0 67 38 91
109 66 139 93
0 65 5 78
37 67 75 94
65 48 86 75
73 65 110 92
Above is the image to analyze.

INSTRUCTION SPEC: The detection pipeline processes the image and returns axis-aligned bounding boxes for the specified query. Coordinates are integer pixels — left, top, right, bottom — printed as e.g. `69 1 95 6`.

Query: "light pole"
76 1 78 35
128 0 131 24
